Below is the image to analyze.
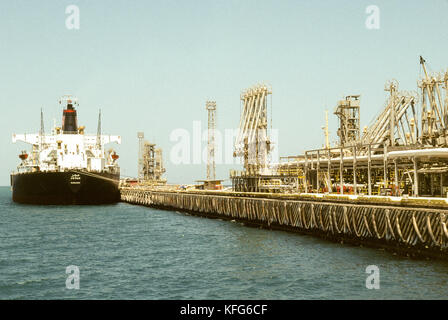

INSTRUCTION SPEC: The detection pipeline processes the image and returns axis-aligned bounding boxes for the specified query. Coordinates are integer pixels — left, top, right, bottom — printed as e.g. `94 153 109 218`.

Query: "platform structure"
206 100 216 181
121 57 448 260
232 58 448 198
232 84 274 191
137 132 166 185
334 95 360 146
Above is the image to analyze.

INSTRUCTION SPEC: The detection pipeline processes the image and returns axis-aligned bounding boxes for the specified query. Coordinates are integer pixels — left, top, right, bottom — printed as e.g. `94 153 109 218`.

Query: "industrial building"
232 57 448 198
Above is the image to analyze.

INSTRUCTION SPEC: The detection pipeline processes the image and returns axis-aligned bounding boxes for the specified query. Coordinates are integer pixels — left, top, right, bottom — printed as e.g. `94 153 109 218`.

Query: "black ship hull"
11 171 120 205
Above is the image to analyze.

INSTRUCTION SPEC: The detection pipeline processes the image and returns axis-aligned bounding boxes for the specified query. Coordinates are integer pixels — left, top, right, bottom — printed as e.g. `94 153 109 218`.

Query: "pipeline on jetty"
121 187 448 260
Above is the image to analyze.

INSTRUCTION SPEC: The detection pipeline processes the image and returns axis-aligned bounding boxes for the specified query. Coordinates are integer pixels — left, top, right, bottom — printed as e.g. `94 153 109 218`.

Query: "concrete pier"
120 187 448 260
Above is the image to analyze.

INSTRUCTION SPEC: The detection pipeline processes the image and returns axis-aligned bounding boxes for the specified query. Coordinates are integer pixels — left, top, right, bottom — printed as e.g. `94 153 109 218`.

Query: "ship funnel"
60 95 79 134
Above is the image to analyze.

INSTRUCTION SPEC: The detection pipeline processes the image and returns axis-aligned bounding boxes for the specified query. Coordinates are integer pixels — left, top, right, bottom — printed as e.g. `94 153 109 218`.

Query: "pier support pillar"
340 147 344 195
413 157 419 197
304 152 308 193
394 160 399 196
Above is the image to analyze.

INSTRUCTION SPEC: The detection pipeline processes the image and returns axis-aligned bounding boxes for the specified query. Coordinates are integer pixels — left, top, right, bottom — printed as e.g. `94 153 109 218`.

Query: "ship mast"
40 108 45 148
96 109 102 150
40 108 45 136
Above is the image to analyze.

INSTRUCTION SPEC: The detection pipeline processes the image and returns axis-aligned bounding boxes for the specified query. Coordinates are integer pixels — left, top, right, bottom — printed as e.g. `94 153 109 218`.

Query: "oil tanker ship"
10 95 121 205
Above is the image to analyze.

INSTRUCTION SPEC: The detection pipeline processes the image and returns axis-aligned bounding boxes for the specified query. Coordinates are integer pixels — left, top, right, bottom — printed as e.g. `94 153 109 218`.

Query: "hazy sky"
1 0 447 185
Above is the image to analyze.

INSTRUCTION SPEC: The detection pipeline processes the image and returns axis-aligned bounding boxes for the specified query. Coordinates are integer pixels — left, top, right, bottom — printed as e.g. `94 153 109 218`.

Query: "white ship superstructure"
12 95 121 174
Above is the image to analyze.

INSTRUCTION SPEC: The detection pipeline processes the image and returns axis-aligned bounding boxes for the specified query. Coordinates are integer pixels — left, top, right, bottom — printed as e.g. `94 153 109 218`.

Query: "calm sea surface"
0 187 447 299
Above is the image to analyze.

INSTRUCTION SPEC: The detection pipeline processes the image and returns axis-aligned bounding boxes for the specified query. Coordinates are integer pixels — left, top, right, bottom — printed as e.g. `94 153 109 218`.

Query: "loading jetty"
120 187 448 260
122 57 448 260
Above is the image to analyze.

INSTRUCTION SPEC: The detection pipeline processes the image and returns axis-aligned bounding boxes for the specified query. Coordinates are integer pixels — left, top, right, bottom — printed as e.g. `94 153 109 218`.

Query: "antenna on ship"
96 109 102 150
40 108 45 147
40 108 45 135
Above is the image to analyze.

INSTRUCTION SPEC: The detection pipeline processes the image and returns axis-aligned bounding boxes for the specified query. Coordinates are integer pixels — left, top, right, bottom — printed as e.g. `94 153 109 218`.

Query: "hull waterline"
11 171 120 205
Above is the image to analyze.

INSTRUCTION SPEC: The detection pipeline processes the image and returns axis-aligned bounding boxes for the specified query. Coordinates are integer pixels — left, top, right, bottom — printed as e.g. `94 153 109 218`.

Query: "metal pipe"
304 152 308 193
317 150 320 192
340 147 343 195
327 148 331 192
353 146 357 195
368 144 372 196
413 157 419 197
394 159 398 196
384 145 388 189
277 148 448 167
